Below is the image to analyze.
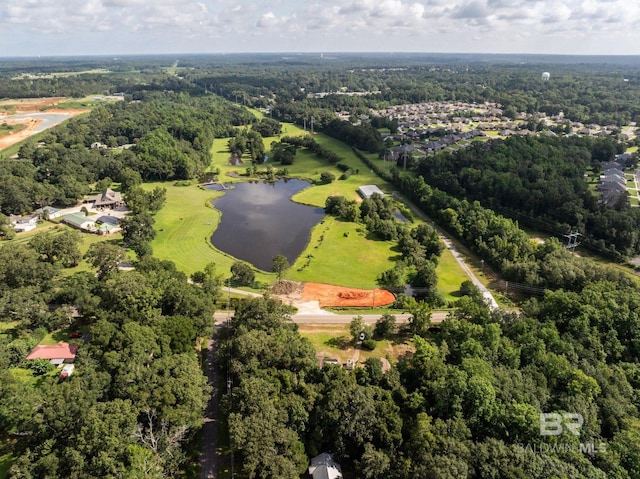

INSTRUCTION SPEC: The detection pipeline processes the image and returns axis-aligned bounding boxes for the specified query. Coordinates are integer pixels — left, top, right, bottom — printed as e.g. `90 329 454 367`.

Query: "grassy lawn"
39 328 84 346
0 321 19 333
146 182 275 282
298 324 414 364
177 126 402 288
436 247 473 303
286 216 397 289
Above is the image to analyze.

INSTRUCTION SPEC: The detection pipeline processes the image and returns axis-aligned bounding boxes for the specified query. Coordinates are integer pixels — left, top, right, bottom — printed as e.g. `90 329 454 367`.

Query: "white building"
357 185 385 199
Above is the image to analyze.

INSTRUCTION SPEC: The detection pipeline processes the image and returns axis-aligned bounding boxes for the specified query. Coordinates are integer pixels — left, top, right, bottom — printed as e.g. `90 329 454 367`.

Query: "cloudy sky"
1 0 639 57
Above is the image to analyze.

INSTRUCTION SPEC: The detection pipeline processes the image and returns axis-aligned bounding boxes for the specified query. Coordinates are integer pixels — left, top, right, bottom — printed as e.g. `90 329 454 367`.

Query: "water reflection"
209 179 324 271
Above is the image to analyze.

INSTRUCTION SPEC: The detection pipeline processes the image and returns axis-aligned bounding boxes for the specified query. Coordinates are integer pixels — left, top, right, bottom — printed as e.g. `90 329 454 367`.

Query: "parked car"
60 364 75 379
68 331 82 338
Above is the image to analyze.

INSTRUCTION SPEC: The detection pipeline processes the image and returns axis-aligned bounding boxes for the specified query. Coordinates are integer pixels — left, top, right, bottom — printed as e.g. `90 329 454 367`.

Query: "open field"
12 69 110 80
0 97 66 111
436 246 474 303
154 125 472 291
286 216 397 289
298 324 414 365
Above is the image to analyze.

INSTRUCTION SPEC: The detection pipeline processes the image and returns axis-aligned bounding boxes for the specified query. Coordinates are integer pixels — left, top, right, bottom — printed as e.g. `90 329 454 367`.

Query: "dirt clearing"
301 282 395 307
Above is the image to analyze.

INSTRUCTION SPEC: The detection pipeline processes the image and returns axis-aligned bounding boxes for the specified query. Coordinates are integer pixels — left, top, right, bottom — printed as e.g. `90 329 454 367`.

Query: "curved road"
392 192 499 310
5 112 75 132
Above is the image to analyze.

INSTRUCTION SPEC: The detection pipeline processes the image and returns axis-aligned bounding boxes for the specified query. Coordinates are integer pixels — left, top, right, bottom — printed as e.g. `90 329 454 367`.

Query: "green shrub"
24 358 56 376
362 338 376 351
320 172 336 184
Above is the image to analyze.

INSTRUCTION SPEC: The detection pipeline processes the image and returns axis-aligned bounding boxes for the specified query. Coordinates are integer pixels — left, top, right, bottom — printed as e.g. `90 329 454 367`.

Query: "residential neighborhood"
8 188 129 235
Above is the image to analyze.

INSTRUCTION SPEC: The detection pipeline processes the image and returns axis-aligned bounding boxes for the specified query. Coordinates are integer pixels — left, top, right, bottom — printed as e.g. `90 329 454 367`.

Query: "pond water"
209 179 324 271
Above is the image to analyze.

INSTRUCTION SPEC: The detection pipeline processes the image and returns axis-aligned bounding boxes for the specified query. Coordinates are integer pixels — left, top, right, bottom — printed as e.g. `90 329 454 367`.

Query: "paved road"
200 332 223 479
392 192 499 310
4 112 75 132
213 311 449 324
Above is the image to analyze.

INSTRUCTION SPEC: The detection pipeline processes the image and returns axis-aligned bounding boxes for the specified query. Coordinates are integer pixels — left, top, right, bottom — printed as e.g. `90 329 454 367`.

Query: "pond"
208 179 324 271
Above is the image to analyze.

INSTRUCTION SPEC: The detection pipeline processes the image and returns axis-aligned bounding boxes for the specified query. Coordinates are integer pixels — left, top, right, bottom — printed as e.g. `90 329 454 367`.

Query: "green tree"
272 255 289 279
84 242 124 279
270 141 297 165
230 261 255 286
375 313 397 339
29 230 82 267
408 299 432 336
0 213 15 240
121 212 156 257
350 315 366 343
118 167 143 193
320 171 336 184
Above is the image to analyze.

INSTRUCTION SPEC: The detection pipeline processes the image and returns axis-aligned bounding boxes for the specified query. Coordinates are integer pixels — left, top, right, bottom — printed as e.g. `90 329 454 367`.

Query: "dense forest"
0 237 222 477
221 288 640 479
413 135 640 258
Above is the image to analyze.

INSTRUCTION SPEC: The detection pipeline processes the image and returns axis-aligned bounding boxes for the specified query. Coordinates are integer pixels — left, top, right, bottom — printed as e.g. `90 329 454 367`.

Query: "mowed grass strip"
436 247 471 303
287 216 397 289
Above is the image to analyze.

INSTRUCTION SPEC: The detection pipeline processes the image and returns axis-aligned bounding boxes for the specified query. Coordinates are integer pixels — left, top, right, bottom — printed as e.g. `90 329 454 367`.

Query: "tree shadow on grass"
325 336 352 350
50 329 71 343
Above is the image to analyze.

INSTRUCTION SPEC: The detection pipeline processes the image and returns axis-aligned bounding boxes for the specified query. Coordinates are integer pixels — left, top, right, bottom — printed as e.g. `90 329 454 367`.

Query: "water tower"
542 71 551 81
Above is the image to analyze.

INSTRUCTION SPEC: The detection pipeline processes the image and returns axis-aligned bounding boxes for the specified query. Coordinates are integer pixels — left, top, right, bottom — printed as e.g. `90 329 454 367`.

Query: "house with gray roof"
308 453 342 479
90 188 124 209
35 206 62 220
358 185 385 199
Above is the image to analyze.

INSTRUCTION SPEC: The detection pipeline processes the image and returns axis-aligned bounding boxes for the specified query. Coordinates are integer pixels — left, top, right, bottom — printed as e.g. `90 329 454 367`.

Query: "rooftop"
26 342 78 361
357 185 385 199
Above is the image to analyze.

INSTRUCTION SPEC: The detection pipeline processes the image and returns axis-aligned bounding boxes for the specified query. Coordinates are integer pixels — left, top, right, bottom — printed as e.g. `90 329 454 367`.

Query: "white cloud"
1 0 640 55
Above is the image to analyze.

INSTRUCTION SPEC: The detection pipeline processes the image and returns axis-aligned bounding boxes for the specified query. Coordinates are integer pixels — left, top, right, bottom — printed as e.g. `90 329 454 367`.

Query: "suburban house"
26 342 78 366
89 188 124 209
358 185 385 199
598 165 628 205
63 212 96 232
308 453 343 479
35 206 62 220
9 214 39 233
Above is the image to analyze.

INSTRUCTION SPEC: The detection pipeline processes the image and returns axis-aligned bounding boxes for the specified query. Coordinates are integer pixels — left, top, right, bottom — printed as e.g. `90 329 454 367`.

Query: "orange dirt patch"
0 97 66 112
301 282 395 307
0 109 88 151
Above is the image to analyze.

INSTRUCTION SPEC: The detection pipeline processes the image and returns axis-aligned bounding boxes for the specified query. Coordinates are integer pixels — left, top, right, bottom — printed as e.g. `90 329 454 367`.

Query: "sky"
1 0 640 57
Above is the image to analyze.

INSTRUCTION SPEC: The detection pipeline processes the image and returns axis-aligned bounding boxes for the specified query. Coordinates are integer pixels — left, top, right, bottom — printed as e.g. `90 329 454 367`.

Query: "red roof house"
26 342 78 365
